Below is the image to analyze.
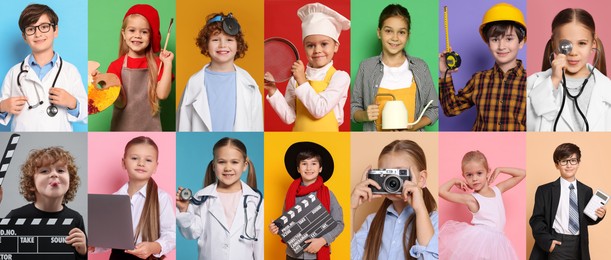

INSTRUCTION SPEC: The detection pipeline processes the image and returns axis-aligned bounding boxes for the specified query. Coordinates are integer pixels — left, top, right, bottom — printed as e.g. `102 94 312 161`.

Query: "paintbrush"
159 18 174 75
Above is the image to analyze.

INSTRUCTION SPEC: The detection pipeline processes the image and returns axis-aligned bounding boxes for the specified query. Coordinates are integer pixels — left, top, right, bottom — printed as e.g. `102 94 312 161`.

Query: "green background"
88 0 176 131
350 0 439 131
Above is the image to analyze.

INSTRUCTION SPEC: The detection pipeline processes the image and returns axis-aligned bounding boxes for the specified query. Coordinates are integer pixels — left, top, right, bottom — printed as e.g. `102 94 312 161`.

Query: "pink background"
88 132 176 260
526 0 611 75
439 132 527 259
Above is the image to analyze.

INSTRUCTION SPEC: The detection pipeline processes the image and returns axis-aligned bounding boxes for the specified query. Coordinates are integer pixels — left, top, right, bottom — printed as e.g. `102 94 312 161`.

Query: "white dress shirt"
553 178 579 235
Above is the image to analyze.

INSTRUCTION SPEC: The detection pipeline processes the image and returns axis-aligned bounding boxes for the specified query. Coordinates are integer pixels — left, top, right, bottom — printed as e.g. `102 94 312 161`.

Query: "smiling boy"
439 3 526 131
0 4 87 131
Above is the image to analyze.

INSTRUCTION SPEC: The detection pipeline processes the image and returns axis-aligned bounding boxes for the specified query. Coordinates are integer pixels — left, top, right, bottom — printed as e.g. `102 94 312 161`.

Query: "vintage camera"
368 169 411 194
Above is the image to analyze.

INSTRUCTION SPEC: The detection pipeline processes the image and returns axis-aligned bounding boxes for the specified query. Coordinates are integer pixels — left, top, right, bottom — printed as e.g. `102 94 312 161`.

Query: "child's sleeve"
266 78 298 124
66 64 88 122
350 213 373 260
294 71 350 122
529 186 554 253
0 67 16 125
154 191 176 257
350 61 367 123
527 73 562 121
439 73 476 116
419 63 439 125
254 200 265 260
409 211 439 259
176 203 205 240
322 191 344 245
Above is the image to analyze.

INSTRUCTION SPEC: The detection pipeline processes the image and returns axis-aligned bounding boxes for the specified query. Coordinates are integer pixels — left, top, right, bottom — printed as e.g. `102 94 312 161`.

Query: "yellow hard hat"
479 2 526 42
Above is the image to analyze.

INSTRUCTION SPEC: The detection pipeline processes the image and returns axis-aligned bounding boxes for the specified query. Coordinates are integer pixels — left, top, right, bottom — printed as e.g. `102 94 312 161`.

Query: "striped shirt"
439 60 526 131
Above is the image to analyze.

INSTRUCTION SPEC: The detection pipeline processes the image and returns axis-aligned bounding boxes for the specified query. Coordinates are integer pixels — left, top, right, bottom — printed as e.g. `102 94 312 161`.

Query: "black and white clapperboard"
0 218 76 259
273 194 338 255
0 134 75 259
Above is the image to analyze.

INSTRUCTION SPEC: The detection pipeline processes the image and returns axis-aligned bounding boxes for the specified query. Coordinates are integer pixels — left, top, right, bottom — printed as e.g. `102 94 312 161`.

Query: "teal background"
350 0 439 131
88 0 176 131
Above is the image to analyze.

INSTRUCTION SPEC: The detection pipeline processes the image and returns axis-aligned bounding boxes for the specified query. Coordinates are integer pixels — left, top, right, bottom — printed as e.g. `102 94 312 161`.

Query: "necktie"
568 184 579 234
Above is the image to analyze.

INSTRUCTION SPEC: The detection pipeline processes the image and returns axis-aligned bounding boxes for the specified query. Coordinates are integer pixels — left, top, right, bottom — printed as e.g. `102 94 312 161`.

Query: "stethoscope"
180 187 263 241
551 40 599 132
17 57 62 117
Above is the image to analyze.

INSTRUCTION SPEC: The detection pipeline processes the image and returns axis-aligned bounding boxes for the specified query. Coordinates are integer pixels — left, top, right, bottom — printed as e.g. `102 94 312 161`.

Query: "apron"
293 66 339 132
375 79 416 131
111 56 162 131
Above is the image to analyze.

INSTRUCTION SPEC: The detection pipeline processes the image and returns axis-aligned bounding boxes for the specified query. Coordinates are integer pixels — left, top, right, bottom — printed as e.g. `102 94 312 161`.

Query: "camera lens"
383 176 402 193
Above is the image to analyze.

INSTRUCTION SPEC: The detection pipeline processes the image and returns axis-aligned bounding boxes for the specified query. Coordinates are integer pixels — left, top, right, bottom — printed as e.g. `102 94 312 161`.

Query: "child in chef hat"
265 2 351 132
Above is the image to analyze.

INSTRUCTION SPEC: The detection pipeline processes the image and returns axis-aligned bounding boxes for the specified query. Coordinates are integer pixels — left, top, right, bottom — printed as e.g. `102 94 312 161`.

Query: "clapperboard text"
0 218 75 260
274 194 338 255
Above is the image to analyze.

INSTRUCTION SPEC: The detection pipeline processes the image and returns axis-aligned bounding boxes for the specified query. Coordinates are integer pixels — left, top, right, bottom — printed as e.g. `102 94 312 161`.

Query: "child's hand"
125 241 161 259
366 104 380 121
351 165 382 209
596 205 607 218
263 72 278 96
549 240 561 252
49 88 77 110
88 246 95 253
291 60 307 86
453 178 469 192
66 227 87 255
159 50 175 64
439 51 459 75
401 167 426 212
550 53 567 89
0 186 3 204
269 221 279 235
176 187 189 213
303 237 327 254
0 96 28 115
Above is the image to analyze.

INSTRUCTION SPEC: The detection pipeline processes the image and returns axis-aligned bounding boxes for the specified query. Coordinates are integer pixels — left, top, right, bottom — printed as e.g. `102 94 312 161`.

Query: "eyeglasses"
559 158 579 166
24 23 55 36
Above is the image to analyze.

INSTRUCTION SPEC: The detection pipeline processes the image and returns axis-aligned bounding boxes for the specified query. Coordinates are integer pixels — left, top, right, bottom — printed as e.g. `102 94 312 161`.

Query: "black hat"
284 141 334 182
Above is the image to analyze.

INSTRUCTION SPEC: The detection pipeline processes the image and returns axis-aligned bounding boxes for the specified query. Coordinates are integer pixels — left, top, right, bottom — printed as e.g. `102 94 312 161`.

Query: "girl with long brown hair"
176 137 263 260
351 140 438 260
90 136 176 259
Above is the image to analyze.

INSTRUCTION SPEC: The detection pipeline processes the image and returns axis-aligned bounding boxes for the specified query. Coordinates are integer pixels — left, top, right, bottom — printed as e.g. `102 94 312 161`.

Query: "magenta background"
526 0 611 75
438 132 527 259
88 132 176 259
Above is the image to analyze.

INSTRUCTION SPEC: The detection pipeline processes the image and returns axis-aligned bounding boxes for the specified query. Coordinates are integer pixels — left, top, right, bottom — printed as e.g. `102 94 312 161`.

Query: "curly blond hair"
20 147 80 204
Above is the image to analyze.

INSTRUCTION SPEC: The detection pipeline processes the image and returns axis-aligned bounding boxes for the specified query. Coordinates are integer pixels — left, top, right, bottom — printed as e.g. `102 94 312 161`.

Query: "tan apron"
293 66 339 132
111 56 162 131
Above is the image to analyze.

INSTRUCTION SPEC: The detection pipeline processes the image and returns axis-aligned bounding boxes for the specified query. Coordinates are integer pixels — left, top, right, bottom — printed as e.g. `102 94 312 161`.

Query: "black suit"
529 178 604 260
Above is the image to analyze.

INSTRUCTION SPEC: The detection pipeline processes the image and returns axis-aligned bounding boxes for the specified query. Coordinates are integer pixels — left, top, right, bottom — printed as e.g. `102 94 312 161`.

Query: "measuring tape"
444 6 461 70
0 134 20 186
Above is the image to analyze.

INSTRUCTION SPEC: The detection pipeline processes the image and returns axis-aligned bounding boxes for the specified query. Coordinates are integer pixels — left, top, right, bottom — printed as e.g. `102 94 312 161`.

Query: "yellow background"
175 0 264 108
264 132 351 259
350 132 439 233
526 133 611 259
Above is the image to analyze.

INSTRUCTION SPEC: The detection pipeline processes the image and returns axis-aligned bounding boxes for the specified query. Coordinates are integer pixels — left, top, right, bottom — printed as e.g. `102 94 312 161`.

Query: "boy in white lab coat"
0 4 87 131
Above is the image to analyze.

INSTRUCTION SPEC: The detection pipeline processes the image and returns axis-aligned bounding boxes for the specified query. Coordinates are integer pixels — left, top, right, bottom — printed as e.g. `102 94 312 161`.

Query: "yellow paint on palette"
264 132 351 259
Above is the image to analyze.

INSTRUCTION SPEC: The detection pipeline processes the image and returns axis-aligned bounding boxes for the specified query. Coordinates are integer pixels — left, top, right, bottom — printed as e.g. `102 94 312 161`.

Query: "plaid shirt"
439 60 526 131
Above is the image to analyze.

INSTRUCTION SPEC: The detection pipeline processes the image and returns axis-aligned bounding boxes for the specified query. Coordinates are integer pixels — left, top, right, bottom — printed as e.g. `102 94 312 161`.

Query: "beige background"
350 132 439 233
526 132 611 259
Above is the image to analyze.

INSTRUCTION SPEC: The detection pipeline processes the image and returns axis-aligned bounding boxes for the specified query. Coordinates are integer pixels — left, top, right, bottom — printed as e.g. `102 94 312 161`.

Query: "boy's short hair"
18 4 58 34
296 150 322 166
20 147 80 204
483 21 526 43
195 12 248 60
553 143 581 164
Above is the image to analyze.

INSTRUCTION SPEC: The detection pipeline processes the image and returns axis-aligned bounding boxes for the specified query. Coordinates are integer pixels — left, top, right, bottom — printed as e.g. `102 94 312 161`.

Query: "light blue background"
176 132 264 259
0 0 87 132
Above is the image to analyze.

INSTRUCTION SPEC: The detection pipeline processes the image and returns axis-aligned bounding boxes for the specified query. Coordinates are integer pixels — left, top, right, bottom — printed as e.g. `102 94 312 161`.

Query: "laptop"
88 194 135 250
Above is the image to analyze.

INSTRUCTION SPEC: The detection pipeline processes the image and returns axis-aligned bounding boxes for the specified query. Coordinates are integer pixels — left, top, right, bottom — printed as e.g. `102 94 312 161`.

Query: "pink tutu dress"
439 186 518 260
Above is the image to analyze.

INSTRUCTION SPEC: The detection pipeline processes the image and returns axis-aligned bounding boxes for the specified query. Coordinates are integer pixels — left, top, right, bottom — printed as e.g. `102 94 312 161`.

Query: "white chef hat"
297 2 350 43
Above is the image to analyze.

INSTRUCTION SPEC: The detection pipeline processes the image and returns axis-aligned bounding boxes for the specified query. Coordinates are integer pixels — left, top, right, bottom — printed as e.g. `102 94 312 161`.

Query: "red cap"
124 4 161 53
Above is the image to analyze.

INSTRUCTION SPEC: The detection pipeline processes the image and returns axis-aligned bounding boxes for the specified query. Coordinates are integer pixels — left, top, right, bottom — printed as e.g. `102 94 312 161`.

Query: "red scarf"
284 176 331 260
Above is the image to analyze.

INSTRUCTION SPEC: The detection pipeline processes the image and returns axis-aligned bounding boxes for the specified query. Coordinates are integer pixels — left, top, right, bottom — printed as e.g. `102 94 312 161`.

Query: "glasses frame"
24 23 55 36
559 158 579 166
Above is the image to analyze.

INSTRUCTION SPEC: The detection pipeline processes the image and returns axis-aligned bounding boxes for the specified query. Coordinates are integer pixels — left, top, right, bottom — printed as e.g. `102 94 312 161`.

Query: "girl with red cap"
107 4 174 131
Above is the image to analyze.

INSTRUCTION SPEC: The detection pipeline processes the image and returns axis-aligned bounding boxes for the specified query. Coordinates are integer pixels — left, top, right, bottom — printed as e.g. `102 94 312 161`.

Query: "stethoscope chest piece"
180 188 193 201
46 105 58 117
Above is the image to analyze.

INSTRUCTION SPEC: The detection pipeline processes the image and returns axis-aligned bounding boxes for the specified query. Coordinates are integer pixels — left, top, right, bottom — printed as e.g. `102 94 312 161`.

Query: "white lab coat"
527 66 611 131
177 181 264 260
266 61 350 125
177 64 263 131
0 54 87 131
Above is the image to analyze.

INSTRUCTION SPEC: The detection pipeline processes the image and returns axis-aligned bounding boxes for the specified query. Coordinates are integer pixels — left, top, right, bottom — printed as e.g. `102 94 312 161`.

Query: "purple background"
438 0 527 131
